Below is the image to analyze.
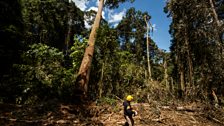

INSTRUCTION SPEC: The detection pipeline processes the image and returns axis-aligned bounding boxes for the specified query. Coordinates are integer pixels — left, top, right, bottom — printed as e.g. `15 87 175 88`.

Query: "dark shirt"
123 100 134 116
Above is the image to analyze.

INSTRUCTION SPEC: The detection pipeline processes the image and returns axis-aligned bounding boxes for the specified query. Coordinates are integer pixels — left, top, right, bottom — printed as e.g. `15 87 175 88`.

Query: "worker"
123 95 137 126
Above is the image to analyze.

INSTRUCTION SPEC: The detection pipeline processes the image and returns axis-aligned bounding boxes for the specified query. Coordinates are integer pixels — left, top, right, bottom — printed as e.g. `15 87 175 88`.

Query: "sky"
73 0 172 51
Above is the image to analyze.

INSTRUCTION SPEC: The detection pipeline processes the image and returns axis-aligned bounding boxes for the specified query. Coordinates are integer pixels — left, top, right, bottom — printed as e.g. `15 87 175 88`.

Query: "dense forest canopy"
0 0 223 108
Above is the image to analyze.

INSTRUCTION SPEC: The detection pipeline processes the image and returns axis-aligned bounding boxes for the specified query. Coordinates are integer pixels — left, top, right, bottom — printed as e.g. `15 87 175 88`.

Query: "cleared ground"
0 101 223 126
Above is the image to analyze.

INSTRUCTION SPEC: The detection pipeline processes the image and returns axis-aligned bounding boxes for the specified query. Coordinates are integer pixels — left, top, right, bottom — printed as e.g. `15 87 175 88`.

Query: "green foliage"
97 97 117 106
21 0 85 49
0 0 176 104
166 0 224 100
70 35 88 71
13 43 75 104
97 97 121 112
116 7 159 64
85 10 166 100
119 62 145 87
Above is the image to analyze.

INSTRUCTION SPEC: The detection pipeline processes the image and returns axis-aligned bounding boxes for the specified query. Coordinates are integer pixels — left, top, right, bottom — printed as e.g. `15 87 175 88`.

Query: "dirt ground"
0 101 224 126
99 102 224 126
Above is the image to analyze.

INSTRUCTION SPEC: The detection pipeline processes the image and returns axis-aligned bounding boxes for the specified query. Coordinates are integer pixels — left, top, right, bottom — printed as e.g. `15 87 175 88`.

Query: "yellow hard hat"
126 95 133 101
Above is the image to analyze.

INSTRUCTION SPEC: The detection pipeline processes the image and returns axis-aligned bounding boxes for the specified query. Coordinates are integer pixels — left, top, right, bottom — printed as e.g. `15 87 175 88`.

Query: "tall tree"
117 7 160 82
75 0 134 96
117 8 151 57
144 15 153 81
93 23 119 98
166 0 224 99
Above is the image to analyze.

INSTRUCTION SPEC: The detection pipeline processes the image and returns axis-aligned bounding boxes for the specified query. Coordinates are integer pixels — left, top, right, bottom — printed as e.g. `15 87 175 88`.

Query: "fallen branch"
176 106 200 112
103 112 114 121
139 116 168 125
160 106 172 110
207 115 224 125
113 95 123 102
139 118 150 124
0 116 44 123
147 94 151 105
189 116 198 124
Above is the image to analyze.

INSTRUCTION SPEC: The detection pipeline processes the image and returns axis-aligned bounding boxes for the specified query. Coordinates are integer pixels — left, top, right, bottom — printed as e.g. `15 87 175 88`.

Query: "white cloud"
87 6 105 19
108 9 126 23
113 23 119 28
95 0 106 6
84 21 92 29
88 6 98 11
72 0 89 11
150 24 157 31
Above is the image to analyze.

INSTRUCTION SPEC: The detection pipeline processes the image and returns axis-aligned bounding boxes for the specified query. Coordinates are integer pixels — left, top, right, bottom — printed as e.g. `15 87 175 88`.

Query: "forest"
0 0 224 125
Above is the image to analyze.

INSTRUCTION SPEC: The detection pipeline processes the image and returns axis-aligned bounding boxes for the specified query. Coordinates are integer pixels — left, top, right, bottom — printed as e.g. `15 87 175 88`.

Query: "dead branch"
103 112 114 121
212 90 219 108
113 95 123 102
176 106 200 112
160 106 172 110
139 117 168 125
0 116 45 123
151 117 168 124
147 94 151 104
207 115 224 125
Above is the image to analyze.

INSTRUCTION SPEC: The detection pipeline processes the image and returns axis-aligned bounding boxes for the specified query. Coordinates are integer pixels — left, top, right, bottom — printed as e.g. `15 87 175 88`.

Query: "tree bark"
65 15 72 55
163 56 169 91
184 27 194 88
180 63 185 98
209 0 223 64
75 0 104 95
170 77 174 92
177 51 185 98
144 15 152 82
99 62 104 98
209 0 221 27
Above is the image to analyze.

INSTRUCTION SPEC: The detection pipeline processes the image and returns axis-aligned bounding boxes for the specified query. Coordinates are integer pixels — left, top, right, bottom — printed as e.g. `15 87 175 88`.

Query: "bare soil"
0 101 223 126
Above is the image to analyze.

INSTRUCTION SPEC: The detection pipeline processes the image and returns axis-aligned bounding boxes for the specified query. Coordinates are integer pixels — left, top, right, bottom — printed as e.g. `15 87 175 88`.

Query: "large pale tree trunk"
75 0 104 95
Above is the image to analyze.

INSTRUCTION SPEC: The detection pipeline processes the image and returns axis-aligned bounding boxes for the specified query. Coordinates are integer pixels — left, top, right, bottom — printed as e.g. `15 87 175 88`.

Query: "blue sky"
73 0 172 51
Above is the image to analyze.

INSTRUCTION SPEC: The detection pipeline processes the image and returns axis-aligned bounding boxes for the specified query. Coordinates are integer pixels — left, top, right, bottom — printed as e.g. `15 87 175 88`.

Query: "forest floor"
0 99 224 126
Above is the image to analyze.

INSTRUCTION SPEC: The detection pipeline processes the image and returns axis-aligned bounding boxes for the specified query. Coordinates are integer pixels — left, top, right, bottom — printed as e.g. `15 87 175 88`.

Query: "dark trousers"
124 115 134 126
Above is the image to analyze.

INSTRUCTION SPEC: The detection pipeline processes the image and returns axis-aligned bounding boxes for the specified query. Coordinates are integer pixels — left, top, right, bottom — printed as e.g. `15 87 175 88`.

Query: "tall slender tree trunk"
144 16 152 82
177 52 185 98
65 16 72 55
65 1 72 55
209 0 221 27
184 27 194 88
99 62 104 98
163 56 169 91
170 77 174 93
75 0 104 95
180 63 185 98
209 0 223 63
